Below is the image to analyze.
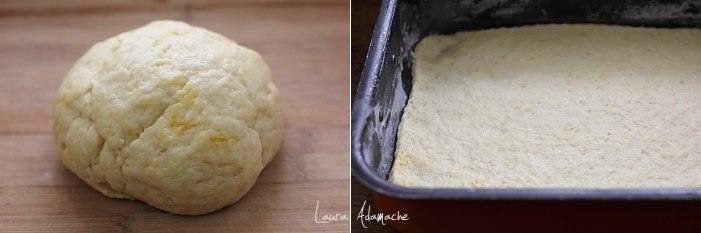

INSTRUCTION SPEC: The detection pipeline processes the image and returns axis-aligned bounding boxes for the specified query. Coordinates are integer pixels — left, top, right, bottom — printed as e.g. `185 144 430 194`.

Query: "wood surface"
0 1 349 232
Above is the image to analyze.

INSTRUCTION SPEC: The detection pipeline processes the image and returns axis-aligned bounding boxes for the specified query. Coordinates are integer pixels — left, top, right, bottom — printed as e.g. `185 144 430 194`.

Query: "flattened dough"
390 24 701 188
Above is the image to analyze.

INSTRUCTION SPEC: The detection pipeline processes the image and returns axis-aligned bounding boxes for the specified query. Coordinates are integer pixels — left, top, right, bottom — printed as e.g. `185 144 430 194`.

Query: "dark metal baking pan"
351 0 701 232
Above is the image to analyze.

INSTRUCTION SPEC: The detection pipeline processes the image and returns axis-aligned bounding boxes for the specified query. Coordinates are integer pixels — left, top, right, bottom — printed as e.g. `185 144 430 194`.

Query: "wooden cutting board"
0 1 349 232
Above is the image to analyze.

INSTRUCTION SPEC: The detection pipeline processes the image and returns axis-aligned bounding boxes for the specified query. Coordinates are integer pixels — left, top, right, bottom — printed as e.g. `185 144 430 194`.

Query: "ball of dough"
52 20 283 215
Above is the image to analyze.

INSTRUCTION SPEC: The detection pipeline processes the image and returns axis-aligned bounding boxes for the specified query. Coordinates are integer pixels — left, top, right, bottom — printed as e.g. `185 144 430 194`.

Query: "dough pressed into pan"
52 20 283 215
390 24 701 188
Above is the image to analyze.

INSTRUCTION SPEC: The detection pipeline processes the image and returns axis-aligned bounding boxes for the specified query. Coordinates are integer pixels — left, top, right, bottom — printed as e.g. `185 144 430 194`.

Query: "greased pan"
351 0 701 232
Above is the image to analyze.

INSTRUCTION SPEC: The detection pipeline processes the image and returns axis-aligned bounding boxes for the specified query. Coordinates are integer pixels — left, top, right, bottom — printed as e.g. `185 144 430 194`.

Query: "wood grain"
0 1 349 232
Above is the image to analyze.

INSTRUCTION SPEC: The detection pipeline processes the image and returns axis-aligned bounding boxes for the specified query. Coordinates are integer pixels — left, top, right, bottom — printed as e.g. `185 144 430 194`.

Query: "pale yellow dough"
52 20 283 215
390 24 701 188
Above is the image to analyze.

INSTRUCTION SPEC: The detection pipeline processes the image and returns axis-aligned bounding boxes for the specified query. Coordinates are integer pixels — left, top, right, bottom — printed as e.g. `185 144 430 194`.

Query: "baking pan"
351 0 701 232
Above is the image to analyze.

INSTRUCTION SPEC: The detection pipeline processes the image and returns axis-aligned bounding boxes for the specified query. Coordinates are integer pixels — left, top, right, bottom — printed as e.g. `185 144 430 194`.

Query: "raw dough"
390 24 701 188
52 20 283 215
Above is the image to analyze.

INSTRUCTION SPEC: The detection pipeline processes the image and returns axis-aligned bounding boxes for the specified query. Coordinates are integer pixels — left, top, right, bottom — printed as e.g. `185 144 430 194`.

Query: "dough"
52 20 283 215
390 24 701 188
